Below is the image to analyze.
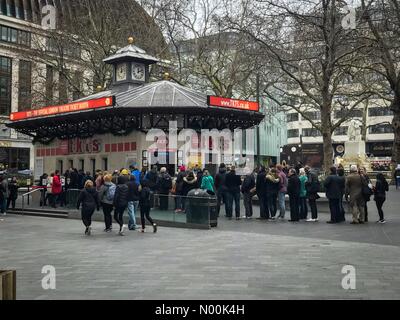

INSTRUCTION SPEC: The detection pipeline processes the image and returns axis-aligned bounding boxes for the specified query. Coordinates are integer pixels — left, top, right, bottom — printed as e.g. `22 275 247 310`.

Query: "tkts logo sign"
68 138 101 154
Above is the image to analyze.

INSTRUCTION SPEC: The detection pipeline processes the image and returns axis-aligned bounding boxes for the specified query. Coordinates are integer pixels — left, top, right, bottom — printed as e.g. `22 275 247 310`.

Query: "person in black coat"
324 166 345 224
113 176 130 235
7 177 19 210
374 173 389 223
139 180 157 233
287 168 300 222
156 167 172 210
76 180 100 236
256 166 268 220
175 166 187 212
215 164 228 217
241 170 256 218
144 166 159 192
305 166 320 222
225 166 242 220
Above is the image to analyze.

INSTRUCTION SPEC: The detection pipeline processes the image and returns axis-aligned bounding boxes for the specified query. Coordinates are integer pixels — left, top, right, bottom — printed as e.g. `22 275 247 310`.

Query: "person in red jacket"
51 170 62 208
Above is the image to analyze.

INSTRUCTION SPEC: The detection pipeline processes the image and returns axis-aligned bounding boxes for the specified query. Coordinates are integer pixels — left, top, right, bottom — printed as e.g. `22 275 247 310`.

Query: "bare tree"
224 0 375 171
16 0 168 110
360 0 400 168
142 0 261 99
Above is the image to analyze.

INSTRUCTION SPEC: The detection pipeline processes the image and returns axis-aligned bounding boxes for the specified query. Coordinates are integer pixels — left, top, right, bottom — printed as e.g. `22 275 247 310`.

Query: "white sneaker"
87 227 92 236
119 225 125 235
306 219 315 222
379 220 386 224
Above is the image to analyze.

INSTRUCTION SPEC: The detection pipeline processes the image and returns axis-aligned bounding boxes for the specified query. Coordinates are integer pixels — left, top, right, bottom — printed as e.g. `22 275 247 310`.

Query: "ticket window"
91 158 96 177
102 158 108 172
79 159 84 171
57 160 64 174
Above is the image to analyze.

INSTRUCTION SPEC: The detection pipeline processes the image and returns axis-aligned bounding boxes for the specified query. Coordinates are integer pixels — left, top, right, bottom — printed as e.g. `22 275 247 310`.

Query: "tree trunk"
322 129 334 174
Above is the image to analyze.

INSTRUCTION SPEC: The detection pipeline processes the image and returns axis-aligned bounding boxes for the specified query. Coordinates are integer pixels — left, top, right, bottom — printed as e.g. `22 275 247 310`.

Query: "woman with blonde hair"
77 180 100 236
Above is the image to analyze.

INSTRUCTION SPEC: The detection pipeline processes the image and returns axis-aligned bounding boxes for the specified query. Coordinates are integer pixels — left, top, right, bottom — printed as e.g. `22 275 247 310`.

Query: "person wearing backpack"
139 180 157 233
98 174 116 232
156 167 172 210
77 180 100 236
113 176 130 236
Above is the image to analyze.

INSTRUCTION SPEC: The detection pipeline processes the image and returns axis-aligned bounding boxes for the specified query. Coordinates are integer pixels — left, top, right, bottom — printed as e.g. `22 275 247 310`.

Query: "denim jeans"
396 177 400 189
278 192 286 218
226 191 241 218
127 201 138 230
299 197 308 220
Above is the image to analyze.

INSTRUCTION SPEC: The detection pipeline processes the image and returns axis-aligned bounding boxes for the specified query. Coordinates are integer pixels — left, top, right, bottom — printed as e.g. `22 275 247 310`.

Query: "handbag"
360 176 373 201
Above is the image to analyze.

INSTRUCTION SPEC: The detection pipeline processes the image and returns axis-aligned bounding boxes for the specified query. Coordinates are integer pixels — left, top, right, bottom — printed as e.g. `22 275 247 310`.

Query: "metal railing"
21 188 44 212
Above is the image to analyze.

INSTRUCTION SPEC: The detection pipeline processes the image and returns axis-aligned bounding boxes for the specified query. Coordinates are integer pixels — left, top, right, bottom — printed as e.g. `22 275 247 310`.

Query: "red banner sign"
207 96 259 112
10 96 115 121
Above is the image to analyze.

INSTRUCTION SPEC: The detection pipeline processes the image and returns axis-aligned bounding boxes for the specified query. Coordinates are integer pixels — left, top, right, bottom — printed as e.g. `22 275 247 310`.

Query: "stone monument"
338 120 371 171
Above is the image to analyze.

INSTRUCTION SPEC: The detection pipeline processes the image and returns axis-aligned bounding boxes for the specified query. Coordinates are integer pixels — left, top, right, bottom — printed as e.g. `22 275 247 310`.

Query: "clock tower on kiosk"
103 37 159 92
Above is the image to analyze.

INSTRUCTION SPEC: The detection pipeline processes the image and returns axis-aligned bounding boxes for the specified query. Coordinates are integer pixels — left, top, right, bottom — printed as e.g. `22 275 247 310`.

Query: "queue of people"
39 160 395 234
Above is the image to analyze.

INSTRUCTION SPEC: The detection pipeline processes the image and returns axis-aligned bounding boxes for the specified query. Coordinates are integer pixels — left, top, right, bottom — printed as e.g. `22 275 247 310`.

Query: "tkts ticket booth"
7 39 264 179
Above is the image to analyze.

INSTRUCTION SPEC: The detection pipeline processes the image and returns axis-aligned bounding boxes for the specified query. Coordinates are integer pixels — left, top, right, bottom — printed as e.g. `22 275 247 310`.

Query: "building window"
18 60 32 111
287 113 299 122
79 159 84 171
0 25 31 46
287 129 299 138
369 107 393 117
0 56 11 116
335 109 363 119
303 111 321 121
302 128 322 137
369 124 394 134
0 147 30 171
46 37 81 58
102 158 108 171
334 126 348 136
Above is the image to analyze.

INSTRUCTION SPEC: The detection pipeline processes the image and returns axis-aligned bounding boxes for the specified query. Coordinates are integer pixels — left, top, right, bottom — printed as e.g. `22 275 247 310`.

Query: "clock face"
116 63 127 82
131 63 145 81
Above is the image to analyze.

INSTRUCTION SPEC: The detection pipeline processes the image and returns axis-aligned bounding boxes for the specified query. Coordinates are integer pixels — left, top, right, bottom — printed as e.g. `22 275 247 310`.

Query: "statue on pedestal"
348 119 360 142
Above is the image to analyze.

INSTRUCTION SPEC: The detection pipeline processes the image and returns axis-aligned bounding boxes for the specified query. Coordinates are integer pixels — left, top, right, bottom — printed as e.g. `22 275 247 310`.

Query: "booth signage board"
207 96 259 112
69 138 102 154
9 96 115 121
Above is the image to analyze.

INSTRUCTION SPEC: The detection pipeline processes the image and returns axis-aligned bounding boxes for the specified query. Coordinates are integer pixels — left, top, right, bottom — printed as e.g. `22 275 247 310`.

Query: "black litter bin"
186 189 218 227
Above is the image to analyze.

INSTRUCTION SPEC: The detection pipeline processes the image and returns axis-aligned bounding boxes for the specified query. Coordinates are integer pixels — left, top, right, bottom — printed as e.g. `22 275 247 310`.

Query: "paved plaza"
1 188 400 300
